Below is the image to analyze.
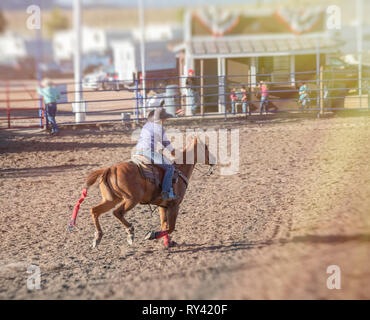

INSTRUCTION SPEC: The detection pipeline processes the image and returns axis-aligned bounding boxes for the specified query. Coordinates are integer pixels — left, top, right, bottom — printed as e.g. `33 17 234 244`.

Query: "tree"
0 10 7 33
45 8 69 37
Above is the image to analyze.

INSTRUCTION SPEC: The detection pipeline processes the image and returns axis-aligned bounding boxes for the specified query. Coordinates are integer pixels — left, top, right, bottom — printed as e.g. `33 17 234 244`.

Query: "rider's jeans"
136 150 174 194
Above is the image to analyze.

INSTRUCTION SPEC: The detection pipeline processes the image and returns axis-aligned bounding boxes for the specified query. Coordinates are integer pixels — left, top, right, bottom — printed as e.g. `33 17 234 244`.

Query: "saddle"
130 154 188 203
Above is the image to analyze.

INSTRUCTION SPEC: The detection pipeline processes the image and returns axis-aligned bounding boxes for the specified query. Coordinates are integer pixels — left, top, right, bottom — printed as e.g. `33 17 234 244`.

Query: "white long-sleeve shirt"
135 121 174 153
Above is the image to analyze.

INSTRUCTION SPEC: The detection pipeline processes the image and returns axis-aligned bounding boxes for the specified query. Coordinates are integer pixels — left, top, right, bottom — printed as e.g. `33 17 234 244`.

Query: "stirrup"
161 189 179 201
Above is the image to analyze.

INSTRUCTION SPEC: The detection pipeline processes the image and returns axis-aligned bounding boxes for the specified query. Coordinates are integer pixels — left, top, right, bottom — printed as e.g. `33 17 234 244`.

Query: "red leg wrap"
154 230 168 239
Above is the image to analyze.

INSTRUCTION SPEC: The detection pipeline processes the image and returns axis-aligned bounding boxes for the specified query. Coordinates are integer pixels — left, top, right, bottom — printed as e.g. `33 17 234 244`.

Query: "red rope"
68 188 87 231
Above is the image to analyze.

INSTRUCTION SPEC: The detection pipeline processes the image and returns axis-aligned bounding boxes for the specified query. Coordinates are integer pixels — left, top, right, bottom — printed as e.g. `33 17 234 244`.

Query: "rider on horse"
135 107 179 201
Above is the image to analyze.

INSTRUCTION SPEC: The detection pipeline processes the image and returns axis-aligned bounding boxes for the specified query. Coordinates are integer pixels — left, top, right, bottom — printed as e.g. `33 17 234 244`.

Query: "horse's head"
186 134 216 167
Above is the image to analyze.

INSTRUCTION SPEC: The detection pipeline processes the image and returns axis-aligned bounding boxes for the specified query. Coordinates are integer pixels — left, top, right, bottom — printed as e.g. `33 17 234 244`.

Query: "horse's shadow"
169 233 370 254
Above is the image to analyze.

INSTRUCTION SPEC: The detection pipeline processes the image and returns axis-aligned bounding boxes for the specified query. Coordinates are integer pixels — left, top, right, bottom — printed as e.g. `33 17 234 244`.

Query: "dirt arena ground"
0 114 370 300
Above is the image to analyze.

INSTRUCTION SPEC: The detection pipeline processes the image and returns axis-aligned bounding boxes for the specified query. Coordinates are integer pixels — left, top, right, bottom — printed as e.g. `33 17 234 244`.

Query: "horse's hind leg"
113 199 138 245
91 199 118 248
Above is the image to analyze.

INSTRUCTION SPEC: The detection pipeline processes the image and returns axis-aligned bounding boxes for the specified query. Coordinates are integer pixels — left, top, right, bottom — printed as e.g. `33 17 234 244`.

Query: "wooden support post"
200 59 204 117
217 57 226 115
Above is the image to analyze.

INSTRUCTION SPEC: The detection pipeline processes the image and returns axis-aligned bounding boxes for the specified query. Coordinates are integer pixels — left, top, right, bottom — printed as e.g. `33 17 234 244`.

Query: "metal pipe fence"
1 69 369 129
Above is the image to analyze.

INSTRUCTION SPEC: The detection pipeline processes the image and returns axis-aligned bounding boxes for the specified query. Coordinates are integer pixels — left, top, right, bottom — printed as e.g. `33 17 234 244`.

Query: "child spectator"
241 86 251 116
259 81 269 115
230 88 238 114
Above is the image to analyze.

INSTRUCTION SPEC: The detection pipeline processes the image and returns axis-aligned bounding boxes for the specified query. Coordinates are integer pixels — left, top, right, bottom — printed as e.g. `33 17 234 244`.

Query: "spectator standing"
259 81 269 115
37 78 60 135
137 88 144 117
185 69 198 115
298 83 310 110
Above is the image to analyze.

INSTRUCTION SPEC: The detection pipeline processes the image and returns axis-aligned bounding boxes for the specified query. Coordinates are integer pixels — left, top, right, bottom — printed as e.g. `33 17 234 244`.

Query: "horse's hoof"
127 233 134 245
92 231 103 248
144 231 156 241
164 240 177 249
92 238 101 248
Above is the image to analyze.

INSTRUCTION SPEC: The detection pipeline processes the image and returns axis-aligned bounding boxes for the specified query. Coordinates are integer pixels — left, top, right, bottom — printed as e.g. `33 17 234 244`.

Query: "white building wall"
53 25 182 62
0 32 27 61
53 27 109 61
112 41 136 82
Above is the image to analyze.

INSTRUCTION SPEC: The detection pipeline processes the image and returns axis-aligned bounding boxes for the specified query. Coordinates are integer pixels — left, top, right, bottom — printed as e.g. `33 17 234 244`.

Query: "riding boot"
162 188 179 201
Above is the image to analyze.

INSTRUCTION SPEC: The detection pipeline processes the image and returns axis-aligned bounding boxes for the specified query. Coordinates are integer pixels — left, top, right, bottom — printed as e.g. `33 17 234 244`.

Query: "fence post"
200 59 204 117
247 68 251 114
224 75 227 120
320 65 324 116
316 39 320 109
6 81 10 129
217 57 226 118
135 78 139 124
41 98 45 129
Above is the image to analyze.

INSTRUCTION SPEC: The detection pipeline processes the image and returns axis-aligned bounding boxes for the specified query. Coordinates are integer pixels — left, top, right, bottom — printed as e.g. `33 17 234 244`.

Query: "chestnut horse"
70 135 215 249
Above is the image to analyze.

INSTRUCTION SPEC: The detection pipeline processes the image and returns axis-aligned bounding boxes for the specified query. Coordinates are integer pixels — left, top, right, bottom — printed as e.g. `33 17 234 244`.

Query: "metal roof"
176 33 340 58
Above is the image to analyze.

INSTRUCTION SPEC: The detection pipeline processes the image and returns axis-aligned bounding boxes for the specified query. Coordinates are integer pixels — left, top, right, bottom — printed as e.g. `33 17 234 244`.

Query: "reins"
194 164 215 177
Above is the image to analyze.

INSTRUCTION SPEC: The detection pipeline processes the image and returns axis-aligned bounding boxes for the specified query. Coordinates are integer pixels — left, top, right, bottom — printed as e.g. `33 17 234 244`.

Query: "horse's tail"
86 166 123 201
68 168 111 232
85 168 106 188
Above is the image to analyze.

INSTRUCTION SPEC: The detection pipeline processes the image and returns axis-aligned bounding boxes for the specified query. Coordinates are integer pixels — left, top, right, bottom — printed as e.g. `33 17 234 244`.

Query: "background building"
174 6 341 114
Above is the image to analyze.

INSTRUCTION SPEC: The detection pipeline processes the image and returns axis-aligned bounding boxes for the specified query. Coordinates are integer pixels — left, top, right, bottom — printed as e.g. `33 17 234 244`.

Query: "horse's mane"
182 134 201 152
173 134 198 166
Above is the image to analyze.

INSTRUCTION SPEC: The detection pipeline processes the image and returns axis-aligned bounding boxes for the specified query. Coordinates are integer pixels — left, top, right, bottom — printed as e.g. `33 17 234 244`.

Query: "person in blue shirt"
135 107 178 201
37 78 61 135
298 83 310 110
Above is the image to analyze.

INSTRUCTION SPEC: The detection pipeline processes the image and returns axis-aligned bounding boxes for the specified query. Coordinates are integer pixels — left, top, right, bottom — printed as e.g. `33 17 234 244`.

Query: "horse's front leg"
165 204 179 247
159 206 169 232
159 206 172 248
145 205 179 248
